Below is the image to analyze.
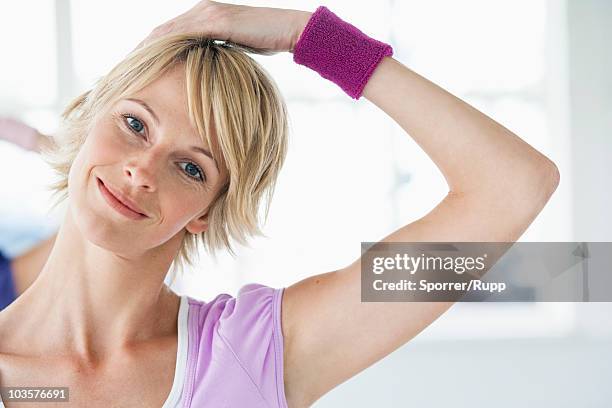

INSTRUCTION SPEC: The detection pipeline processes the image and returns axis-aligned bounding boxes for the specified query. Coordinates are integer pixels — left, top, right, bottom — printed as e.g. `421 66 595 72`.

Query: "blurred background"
0 0 610 406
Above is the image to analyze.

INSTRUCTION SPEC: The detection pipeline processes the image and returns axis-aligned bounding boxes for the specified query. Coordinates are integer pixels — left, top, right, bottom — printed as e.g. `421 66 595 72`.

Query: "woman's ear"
185 211 209 235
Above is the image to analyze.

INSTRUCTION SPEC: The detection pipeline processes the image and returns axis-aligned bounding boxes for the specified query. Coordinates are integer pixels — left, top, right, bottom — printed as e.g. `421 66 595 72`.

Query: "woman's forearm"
362 56 559 197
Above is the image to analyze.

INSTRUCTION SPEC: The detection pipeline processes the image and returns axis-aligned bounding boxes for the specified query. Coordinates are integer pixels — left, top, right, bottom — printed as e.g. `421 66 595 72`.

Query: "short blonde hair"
42 34 289 279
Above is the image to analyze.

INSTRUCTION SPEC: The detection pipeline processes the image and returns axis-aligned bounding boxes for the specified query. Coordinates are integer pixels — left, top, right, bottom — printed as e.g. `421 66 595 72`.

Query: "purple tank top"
182 283 288 407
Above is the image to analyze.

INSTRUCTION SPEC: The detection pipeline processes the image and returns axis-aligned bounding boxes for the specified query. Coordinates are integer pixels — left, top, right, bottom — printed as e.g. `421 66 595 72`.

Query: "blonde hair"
41 34 289 280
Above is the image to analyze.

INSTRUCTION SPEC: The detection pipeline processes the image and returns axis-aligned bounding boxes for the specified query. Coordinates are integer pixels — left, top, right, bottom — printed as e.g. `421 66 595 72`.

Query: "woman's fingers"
134 21 176 50
134 0 308 54
136 1 218 49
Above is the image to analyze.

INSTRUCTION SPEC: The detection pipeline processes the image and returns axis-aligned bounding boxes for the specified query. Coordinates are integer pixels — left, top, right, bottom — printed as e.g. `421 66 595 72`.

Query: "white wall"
315 336 612 407
567 0 612 241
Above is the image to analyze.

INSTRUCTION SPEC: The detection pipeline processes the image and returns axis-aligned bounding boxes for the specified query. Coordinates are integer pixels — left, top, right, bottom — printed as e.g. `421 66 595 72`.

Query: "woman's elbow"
541 157 561 197
522 158 561 218
505 157 560 219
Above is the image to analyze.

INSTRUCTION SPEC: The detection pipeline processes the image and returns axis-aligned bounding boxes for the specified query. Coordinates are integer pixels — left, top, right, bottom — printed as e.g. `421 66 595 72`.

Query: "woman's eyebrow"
125 98 160 126
191 146 219 173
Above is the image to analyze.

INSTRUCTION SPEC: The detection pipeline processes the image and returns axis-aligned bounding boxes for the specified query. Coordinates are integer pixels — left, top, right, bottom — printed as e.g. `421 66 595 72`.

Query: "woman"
0 1 559 407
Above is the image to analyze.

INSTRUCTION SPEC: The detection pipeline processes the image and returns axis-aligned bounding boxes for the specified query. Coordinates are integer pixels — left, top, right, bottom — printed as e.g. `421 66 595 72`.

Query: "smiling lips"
97 177 148 221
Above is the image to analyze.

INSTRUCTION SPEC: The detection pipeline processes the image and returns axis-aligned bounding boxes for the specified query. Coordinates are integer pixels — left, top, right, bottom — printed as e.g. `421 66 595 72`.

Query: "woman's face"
68 64 228 257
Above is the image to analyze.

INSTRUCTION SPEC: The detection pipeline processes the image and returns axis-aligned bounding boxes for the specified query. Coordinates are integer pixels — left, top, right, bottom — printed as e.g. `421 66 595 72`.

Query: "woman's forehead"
130 66 189 115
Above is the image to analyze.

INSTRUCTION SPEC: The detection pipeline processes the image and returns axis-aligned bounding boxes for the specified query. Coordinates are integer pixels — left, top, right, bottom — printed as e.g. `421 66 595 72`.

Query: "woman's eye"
179 162 206 183
125 116 145 133
119 113 205 183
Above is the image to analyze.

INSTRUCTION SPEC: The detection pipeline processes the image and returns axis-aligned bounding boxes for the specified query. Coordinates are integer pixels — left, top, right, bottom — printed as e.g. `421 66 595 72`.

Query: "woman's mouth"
96 177 148 221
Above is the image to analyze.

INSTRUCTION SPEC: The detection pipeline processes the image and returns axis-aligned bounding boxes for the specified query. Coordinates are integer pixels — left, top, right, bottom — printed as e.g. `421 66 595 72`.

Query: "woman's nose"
123 155 158 191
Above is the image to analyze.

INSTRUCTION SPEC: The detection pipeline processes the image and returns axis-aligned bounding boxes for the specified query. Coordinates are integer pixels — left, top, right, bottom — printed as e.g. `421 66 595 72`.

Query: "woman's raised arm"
281 17 559 408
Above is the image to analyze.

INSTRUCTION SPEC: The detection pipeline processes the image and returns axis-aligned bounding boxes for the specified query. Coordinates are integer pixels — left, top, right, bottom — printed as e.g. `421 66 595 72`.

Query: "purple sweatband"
292 5 394 100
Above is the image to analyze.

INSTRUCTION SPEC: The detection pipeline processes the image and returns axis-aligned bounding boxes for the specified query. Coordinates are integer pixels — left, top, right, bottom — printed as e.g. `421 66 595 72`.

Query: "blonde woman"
0 1 559 407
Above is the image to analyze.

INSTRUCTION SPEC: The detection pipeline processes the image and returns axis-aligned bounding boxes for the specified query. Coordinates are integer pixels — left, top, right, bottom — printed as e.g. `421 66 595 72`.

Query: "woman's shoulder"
186 283 284 323
186 282 285 341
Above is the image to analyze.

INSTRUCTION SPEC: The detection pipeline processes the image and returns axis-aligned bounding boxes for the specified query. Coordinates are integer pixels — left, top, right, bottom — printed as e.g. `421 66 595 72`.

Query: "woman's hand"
139 0 312 54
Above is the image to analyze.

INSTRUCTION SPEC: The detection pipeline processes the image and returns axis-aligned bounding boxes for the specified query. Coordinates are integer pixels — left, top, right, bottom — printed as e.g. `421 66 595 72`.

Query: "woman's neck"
0 207 182 362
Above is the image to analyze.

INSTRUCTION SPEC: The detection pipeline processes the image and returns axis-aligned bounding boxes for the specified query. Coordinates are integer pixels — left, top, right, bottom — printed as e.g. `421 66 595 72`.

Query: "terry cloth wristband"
292 5 394 100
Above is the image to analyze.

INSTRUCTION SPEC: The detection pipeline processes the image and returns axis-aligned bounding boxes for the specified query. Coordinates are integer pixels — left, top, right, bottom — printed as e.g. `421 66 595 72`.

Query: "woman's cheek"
90 121 130 162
